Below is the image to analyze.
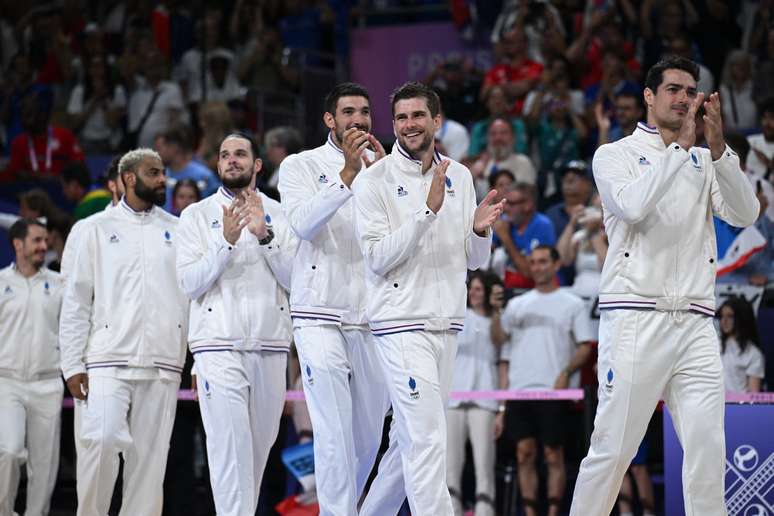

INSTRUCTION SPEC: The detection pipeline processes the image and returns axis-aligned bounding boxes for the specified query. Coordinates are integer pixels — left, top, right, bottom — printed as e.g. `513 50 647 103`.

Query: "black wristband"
258 228 275 246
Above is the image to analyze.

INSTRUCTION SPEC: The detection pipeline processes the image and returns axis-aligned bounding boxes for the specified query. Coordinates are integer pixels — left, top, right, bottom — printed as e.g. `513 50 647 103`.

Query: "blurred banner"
350 22 492 139
664 405 774 515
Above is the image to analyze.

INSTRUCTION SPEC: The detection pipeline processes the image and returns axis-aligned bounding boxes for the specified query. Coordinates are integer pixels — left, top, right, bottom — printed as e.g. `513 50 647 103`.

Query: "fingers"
687 92 705 118
369 134 386 158
435 159 450 178
479 189 499 207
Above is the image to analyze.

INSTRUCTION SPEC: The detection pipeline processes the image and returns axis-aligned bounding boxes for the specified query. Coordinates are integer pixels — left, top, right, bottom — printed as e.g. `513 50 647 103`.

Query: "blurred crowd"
1 0 774 514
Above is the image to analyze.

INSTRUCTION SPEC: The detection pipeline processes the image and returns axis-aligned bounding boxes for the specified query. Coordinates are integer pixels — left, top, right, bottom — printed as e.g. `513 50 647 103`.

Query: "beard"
398 131 433 159
333 121 371 146
221 169 253 189
135 176 166 206
489 144 511 161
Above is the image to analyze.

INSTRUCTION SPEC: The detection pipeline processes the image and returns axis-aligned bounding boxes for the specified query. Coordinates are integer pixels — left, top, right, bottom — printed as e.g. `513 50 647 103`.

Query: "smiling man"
278 83 406 516
570 57 760 516
176 133 298 516
59 148 189 516
353 81 504 515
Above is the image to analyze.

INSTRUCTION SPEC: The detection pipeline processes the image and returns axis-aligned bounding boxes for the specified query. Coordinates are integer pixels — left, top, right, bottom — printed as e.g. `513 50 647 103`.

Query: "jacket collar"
391 140 443 173
119 197 154 219
633 121 668 151
217 186 260 202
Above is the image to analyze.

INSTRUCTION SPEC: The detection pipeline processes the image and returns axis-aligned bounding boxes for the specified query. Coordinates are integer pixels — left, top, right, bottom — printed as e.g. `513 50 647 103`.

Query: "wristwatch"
258 228 275 246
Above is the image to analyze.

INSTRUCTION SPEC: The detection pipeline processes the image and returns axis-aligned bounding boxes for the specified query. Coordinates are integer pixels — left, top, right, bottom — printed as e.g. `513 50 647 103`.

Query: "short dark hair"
9 218 46 247
324 82 370 116
759 96 774 118
222 132 260 159
18 189 56 218
160 125 194 152
62 162 92 190
512 182 537 203
105 156 121 183
532 244 560 262
173 178 202 201
488 116 514 134
644 56 700 93
390 81 441 118
265 126 304 155
615 90 643 108
489 168 516 189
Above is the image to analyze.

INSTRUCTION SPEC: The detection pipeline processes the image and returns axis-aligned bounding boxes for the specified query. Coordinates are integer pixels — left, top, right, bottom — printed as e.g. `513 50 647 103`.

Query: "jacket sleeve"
257 200 299 291
463 171 492 270
278 154 354 241
176 206 234 300
59 226 96 380
354 175 437 276
594 142 687 225
709 146 760 227
60 218 86 280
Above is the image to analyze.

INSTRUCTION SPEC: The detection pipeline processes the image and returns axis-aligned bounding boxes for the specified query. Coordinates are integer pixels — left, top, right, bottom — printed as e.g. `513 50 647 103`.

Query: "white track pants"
0 377 62 516
570 310 726 516
195 350 287 516
74 375 178 516
295 326 404 516
374 330 458 516
446 406 496 516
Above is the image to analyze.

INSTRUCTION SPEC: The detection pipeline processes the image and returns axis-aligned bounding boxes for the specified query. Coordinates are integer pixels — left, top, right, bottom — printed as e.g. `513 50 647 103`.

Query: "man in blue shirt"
493 182 557 288
155 126 219 212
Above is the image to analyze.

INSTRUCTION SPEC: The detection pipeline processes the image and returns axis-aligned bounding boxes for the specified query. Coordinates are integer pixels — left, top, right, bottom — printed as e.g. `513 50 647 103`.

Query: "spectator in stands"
492 183 556 289
66 56 127 153
196 101 235 172
718 297 765 392
753 28 774 102
236 27 286 94
3 91 85 183
595 91 644 147
746 98 774 221
447 272 506 516
529 92 587 205
545 160 593 238
490 0 566 65
45 210 72 272
481 26 543 116
171 178 201 216
523 57 584 123
61 162 112 220
489 168 515 205
567 17 640 90
496 245 594 516
662 33 714 94
468 85 529 158
425 56 483 127
470 117 536 201
188 49 246 106
638 0 698 74
174 7 229 101
582 50 640 116
21 4 75 87
154 125 219 212
435 111 470 163
127 49 187 148
720 50 758 132
262 125 303 190
1 52 54 148
0 218 64 516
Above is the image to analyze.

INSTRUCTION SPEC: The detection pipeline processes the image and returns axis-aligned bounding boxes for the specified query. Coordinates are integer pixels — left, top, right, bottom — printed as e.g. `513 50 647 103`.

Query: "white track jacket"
594 122 759 315
176 187 296 353
0 264 64 380
278 134 371 326
353 143 491 335
59 200 189 380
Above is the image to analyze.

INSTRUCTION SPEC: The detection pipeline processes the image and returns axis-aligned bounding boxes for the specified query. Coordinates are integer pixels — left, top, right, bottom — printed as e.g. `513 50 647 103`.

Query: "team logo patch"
445 176 455 197
211 219 221 229
3 285 12 295
397 185 408 197
319 174 329 184
690 152 702 171
604 368 614 393
44 282 50 295
408 376 419 400
109 234 119 243
204 380 212 399
164 230 172 244
306 364 314 386
638 156 650 166
265 214 272 224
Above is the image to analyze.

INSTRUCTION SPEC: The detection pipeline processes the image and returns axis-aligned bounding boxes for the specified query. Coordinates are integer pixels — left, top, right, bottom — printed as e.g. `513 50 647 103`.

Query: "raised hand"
243 189 269 240
362 134 386 168
676 91 705 152
426 160 450 214
222 198 250 245
474 190 506 235
702 92 726 160
340 127 370 186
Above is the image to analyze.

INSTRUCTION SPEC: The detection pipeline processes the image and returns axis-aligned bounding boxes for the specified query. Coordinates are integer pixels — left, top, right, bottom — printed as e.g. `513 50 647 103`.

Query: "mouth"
671 106 688 115
403 131 423 141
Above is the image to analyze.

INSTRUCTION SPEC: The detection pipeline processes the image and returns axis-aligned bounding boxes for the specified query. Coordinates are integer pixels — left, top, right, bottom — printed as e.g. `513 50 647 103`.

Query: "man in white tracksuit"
570 57 760 516
0 219 64 516
176 133 297 516
59 148 189 516
353 82 504 515
278 83 406 516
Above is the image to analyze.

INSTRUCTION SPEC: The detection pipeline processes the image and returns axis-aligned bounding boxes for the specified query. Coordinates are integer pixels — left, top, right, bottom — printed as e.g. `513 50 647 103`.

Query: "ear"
643 88 654 111
252 157 263 176
323 112 335 131
433 113 442 133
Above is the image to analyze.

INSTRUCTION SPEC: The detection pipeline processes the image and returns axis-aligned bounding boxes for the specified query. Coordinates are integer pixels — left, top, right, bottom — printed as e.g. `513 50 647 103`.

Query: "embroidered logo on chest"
397 185 408 197
638 156 650 166
318 174 329 184
445 176 456 197
690 152 702 171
